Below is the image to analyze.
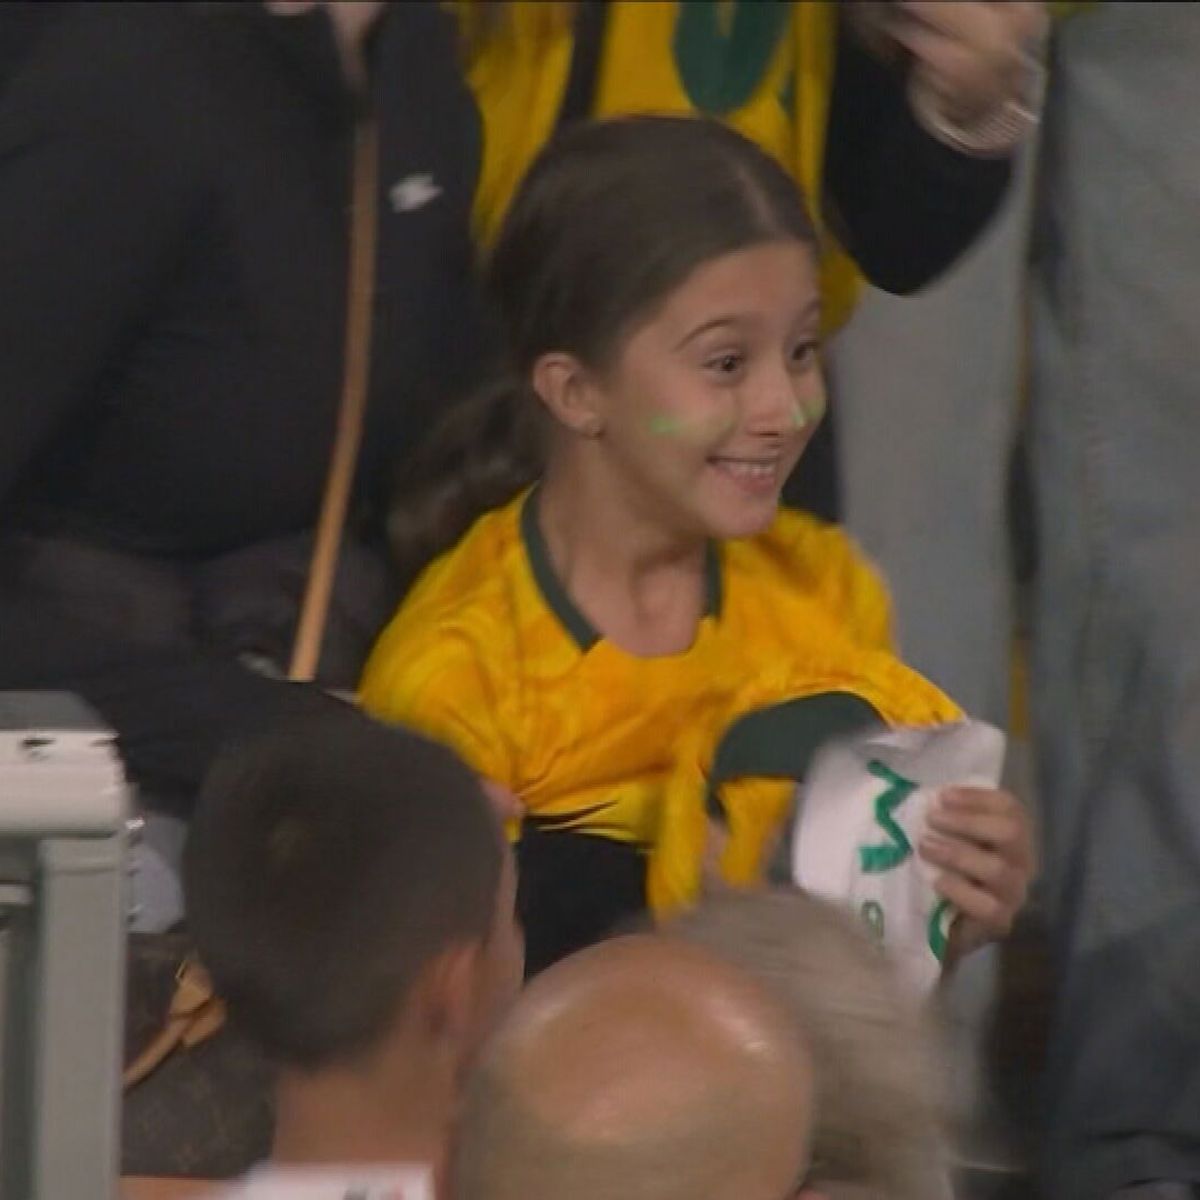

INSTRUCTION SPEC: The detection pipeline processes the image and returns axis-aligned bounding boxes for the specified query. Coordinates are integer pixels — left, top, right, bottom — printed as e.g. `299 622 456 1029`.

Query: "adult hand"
892 1 1048 124
919 785 1035 961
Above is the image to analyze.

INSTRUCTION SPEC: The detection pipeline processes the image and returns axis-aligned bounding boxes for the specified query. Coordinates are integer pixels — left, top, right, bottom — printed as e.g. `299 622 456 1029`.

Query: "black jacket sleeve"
823 25 1015 294
0 11 198 505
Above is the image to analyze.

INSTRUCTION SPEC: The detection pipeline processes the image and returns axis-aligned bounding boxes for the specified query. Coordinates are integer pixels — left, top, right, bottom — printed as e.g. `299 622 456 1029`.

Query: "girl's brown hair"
388 115 816 592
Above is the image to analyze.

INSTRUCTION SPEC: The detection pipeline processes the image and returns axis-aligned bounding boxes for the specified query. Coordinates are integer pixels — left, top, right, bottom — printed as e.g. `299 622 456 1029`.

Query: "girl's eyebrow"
675 295 821 351
674 315 743 351
675 296 822 351
794 297 822 331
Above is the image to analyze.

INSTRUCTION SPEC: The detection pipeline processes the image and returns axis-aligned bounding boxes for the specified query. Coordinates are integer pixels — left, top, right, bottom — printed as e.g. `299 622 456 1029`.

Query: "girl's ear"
531 352 605 440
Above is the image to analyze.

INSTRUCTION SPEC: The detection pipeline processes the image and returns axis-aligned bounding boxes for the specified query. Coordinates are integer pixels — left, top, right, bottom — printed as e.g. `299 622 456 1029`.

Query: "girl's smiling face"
582 238 825 542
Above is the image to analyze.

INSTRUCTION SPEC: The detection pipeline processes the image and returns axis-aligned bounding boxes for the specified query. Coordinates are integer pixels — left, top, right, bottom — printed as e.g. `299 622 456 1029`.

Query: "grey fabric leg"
829 144 1035 726
128 811 186 933
827 117 1037 1191
1031 6 1200 1196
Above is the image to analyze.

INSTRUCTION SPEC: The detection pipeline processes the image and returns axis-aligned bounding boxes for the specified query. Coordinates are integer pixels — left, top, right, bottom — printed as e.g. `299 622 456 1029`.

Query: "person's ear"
413 942 485 1048
530 352 605 440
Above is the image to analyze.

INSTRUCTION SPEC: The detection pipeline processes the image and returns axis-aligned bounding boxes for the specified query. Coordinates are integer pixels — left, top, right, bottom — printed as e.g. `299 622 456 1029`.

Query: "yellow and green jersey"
360 489 959 913
453 0 863 333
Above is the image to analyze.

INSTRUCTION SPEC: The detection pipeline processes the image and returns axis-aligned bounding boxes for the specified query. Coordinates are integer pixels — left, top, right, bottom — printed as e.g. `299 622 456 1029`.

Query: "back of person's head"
185 705 522 1072
667 888 948 1199
389 113 818 589
451 933 814 1200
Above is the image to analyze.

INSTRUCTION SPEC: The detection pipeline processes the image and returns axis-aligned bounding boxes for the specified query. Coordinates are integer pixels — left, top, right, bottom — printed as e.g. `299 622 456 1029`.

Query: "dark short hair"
184 705 503 1070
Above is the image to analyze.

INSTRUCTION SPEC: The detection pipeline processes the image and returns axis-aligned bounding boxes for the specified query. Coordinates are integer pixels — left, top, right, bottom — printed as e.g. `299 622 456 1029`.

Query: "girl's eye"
705 351 745 377
790 342 819 369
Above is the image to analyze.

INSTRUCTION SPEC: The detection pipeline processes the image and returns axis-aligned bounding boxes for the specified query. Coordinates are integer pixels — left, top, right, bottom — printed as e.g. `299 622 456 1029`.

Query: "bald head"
451 935 813 1200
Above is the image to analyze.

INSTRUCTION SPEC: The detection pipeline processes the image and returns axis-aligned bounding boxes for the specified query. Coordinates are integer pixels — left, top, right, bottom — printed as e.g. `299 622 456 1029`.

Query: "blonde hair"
667 888 950 1198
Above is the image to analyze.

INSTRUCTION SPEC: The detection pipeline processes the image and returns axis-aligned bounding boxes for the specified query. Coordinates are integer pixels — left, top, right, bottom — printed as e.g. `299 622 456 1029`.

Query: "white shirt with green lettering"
792 720 1006 996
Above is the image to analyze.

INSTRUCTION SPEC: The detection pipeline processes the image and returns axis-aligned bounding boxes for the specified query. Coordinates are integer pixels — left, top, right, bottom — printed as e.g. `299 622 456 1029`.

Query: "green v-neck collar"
520 488 723 653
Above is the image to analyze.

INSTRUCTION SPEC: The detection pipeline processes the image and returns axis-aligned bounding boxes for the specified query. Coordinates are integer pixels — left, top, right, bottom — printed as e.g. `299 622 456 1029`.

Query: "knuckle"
978 854 1005 886
984 898 1009 932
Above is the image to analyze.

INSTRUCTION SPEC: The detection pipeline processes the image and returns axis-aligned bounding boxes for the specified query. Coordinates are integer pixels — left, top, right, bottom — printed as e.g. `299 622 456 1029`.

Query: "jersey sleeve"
457 2 572 246
359 621 514 788
649 725 797 914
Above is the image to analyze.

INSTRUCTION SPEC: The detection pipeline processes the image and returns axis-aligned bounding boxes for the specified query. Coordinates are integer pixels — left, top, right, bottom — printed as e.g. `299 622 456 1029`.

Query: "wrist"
909 41 1048 158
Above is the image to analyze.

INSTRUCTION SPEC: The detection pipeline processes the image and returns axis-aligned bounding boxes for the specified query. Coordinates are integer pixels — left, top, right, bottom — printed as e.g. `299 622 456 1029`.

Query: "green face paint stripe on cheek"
788 401 823 430
795 389 827 427
648 414 687 436
647 411 738 440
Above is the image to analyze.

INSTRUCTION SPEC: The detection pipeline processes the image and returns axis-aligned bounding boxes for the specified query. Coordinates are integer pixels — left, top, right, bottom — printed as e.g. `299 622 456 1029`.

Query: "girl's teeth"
719 460 775 479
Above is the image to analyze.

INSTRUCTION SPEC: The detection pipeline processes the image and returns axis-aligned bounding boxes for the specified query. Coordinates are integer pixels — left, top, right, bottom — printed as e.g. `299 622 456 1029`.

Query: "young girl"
360 115 1032 974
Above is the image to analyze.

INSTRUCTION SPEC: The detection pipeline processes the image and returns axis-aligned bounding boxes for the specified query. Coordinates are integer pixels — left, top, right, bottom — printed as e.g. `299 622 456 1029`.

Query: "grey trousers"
828 98 1040 1176
1030 6 1200 1195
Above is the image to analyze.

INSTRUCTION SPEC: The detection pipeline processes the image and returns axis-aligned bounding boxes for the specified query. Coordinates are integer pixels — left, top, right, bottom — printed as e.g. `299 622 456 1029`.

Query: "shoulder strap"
553 0 607 132
123 114 379 1096
122 957 225 1091
289 114 381 682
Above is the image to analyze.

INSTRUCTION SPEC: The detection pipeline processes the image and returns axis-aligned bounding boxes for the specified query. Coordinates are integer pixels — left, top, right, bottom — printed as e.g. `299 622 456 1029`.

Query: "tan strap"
124 118 379 1094
122 1022 183 1091
289 114 381 682
122 958 226 1090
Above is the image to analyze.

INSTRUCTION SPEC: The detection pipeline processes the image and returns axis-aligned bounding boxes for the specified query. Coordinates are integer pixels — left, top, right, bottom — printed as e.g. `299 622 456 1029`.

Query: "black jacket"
0 3 488 809
0 1 483 556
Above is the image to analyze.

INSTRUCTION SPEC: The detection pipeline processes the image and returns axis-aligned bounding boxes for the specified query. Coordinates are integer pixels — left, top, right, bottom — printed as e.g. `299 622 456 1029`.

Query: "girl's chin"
702 495 782 541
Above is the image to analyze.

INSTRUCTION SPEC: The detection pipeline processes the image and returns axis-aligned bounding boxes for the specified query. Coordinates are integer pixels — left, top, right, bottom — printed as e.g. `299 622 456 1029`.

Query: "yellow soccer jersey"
453 0 863 333
359 490 960 911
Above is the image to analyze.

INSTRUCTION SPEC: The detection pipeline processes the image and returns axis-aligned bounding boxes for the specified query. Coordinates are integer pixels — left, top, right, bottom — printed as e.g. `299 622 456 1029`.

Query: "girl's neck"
537 457 710 657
